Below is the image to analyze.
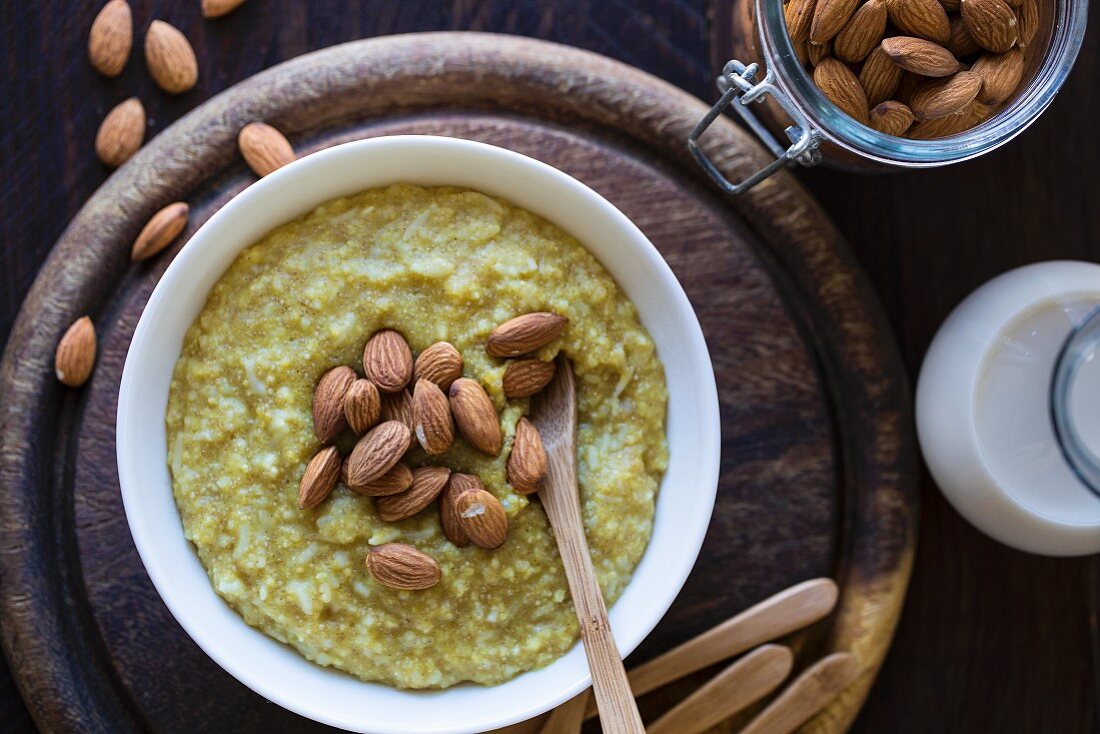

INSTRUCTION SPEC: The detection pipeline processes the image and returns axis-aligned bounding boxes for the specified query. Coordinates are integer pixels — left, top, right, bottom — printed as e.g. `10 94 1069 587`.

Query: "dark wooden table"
1 2 1096 732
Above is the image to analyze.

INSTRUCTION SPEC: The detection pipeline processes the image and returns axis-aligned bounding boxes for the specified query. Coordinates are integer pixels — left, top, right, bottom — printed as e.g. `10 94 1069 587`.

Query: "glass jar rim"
757 0 1089 166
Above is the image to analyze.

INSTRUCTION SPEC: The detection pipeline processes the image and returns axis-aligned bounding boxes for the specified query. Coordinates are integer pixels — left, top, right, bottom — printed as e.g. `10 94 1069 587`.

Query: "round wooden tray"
0 33 916 733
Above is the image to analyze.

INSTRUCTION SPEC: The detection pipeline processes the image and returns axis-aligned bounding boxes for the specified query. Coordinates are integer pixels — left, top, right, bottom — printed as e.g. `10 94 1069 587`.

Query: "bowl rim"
117 134 721 733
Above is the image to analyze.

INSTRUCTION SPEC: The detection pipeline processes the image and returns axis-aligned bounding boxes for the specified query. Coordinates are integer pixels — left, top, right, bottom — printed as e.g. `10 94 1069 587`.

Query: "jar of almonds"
689 0 1086 192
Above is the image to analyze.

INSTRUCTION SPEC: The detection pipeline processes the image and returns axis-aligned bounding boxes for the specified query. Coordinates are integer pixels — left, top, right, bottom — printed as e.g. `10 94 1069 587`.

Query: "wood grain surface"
0 28 914 734
0 2 1096 733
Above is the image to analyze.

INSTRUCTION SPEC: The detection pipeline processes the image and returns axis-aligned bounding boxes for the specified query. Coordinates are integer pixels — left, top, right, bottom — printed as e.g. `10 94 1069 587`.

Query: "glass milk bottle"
917 261 1100 555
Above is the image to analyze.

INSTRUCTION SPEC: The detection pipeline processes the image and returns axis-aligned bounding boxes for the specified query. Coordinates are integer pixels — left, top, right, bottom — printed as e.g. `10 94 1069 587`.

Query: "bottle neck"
1051 305 1100 497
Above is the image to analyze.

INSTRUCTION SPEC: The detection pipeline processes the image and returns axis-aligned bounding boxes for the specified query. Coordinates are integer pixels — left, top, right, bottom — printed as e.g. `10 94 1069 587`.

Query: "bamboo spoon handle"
583 577 838 719
539 447 644 734
738 652 860 734
646 644 794 734
537 691 590 734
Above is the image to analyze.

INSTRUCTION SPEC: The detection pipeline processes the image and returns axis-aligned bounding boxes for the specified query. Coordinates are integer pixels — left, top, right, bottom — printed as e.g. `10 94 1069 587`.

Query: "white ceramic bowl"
117 135 720 733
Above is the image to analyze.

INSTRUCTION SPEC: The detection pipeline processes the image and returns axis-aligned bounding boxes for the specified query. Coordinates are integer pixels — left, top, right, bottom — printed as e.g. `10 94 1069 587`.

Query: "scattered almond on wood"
201 0 248 18
238 122 295 177
131 202 189 261
786 0 1040 138
55 316 97 387
95 97 145 168
367 544 441 591
88 0 133 77
144 20 198 94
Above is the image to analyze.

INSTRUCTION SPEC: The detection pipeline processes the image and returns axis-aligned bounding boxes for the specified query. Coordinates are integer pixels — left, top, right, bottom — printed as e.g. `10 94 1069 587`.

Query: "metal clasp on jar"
689 59 823 195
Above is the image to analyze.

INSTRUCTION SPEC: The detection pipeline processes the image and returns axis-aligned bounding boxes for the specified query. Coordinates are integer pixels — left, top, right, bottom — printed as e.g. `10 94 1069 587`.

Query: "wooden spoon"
529 356 644 734
583 576 838 718
738 652 859 734
646 644 793 734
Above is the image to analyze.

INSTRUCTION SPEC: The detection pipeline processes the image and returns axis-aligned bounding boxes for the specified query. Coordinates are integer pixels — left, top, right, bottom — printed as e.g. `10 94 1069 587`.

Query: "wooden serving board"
0 33 916 733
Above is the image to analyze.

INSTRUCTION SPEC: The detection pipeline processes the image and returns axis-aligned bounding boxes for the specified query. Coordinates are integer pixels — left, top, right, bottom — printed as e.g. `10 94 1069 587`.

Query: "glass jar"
689 0 1088 193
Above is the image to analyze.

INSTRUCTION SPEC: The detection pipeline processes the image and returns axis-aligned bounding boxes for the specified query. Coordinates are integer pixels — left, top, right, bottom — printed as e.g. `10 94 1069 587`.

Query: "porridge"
165 183 668 688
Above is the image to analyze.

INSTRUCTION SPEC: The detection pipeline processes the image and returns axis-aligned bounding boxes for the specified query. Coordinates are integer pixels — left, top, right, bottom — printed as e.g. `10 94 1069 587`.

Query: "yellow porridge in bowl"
165 183 668 688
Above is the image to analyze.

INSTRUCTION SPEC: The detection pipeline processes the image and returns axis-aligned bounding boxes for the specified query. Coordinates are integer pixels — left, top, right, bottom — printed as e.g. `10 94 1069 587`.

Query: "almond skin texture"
971 49 1024 104
413 341 463 391
238 122 295 177
449 378 503 456
298 446 341 509
350 462 413 496
95 97 145 168
785 0 818 44
808 39 833 65
860 47 905 105
455 489 508 549
907 107 973 137
880 36 960 77
961 0 1018 52
344 378 382 434
413 379 454 455
909 71 982 119
364 329 413 393
55 316 96 387
814 58 870 125
869 100 916 135
88 0 132 76
201 0 248 17
312 365 355 444
346 421 411 487
885 0 951 45
1016 0 1038 49
131 201 188 261
441 474 483 547
376 466 451 522
507 417 548 494
810 0 861 44
502 359 556 399
367 544 441 591
380 388 416 450
486 313 568 357
835 0 887 62
144 20 198 94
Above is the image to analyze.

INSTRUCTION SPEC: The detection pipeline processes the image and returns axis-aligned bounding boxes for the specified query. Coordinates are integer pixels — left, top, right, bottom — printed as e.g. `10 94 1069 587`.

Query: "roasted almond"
971 49 1024 104
381 388 416 450
785 0 818 44
885 0 951 45
367 544 441 590
860 47 904 105
413 341 463 391
238 122 295 177
907 106 973 137
376 466 451 522
441 473 483 547
201 0 248 17
961 0 1018 52
507 417 548 495
144 20 198 94
455 489 508 549
364 329 413 393
909 71 982 119
946 16 982 56
131 201 188 261
298 446 341 509
487 313 567 358
55 316 96 387
868 100 916 135
1016 0 1038 49
810 0 861 44
312 365 355 443
502 359 556 399
413 379 454 455
346 420 411 486
344 378 382 434
88 0 132 77
95 97 145 168
449 378 503 456
939 0 961 10
834 0 887 62
350 462 413 496
880 36 960 77
813 58 870 125
808 39 833 66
